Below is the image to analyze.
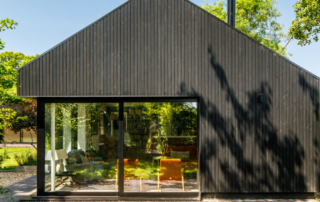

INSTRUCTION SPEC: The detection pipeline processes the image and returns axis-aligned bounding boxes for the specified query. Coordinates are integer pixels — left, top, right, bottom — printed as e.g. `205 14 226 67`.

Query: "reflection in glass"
123 102 198 192
44 103 119 192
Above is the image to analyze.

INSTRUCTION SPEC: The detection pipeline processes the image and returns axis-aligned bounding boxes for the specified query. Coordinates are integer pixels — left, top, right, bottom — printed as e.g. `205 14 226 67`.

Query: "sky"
1 0 319 77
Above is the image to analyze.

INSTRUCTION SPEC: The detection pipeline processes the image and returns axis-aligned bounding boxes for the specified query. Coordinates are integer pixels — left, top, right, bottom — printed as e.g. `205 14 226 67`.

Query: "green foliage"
0 63 19 104
6 100 37 135
0 149 10 168
0 51 39 104
0 51 39 70
13 148 37 166
0 19 38 104
156 144 164 153
45 133 51 150
4 149 10 159
201 0 291 57
85 148 109 161
0 186 14 202
142 102 197 137
0 18 18 50
0 18 38 145
0 148 31 170
73 168 112 181
44 103 118 151
0 108 26 142
289 0 320 46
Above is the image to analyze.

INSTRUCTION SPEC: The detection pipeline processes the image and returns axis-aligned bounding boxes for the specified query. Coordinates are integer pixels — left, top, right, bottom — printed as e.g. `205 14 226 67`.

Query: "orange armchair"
158 159 184 192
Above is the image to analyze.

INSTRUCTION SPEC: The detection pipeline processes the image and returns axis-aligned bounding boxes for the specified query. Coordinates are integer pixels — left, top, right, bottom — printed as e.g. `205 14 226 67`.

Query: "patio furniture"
157 159 184 192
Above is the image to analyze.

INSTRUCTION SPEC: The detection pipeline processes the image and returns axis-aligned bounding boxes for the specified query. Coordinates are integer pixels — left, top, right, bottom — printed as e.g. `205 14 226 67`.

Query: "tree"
6 100 37 147
0 18 37 143
0 51 39 70
0 18 18 51
201 0 291 57
0 19 20 104
288 0 320 46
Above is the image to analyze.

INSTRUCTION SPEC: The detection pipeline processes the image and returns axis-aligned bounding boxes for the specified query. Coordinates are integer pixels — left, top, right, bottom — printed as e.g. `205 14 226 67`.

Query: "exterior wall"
17 0 319 193
4 129 37 143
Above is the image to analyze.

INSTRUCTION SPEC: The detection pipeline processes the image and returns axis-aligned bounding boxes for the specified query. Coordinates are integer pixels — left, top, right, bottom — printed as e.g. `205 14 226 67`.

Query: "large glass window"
123 102 198 192
45 103 119 192
44 101 199 193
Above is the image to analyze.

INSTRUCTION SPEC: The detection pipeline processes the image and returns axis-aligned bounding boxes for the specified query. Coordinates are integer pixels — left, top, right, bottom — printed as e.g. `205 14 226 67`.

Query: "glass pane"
44 103 119 192
123 102 198 192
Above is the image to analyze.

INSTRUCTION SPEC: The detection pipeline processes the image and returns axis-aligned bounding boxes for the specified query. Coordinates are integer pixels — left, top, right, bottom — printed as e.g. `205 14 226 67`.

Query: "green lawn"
0 148 36 170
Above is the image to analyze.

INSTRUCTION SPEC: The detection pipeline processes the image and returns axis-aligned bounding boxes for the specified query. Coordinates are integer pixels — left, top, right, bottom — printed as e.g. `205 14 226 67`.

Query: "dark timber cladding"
17 0 319 193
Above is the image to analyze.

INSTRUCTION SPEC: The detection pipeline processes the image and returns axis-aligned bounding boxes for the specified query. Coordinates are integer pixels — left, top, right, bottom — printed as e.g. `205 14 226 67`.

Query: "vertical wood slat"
100 19 104 96
110 11 115 95
79 31 84 96
56 45 60 96
307 73 312 190
105 16 110 96
203 8 208 192
31 62 35 96
21 67 25 96
312 76 316 191
93 22 97 95
124 3 129 95
293 65 298 191
59 45 62 96
29 62 32 96
314 77 319 191
44 53 48 97
145 0 149 96
37 57 41 96
315 78 320 191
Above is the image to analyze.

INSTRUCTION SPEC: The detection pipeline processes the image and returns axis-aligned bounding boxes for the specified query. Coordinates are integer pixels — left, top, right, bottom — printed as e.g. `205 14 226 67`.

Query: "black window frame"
37 97 200 199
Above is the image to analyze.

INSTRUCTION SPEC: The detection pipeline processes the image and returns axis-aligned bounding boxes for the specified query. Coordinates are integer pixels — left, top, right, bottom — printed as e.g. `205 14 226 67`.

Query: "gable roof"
17 0 319 97
17 0 318 80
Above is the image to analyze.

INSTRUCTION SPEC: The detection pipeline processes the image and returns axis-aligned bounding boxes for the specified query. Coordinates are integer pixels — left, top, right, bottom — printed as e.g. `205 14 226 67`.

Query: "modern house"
17 0 319 200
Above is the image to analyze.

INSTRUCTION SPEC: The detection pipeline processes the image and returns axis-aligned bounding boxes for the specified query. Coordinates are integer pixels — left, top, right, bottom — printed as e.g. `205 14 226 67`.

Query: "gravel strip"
0 172 36 187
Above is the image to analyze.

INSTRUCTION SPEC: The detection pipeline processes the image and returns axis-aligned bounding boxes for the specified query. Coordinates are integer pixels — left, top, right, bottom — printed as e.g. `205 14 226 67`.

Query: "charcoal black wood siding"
17 0 319 193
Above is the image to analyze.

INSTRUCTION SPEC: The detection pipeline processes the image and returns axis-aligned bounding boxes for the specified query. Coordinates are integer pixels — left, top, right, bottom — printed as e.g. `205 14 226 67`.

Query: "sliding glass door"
43 100 199 195
44 103 119 192
123 102 199 193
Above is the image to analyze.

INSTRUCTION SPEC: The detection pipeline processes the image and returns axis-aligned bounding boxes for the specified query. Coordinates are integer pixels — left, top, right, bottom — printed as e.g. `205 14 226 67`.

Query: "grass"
0 148 36 170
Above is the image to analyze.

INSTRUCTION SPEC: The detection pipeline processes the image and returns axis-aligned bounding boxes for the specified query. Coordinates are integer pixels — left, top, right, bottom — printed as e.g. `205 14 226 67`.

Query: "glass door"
122 102 199 193
44 102 120 193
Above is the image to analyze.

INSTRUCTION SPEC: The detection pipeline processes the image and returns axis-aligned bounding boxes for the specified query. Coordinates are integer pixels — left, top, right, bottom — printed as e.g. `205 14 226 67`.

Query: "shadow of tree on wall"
298 73 319 187
178 45 313 192
299 73 319 120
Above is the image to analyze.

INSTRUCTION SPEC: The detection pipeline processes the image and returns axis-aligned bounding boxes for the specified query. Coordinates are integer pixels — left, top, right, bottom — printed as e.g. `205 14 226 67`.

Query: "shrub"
4 149 10 159
14 148 37 166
